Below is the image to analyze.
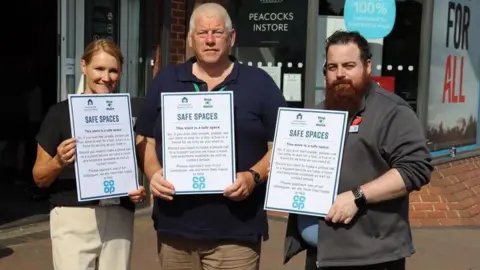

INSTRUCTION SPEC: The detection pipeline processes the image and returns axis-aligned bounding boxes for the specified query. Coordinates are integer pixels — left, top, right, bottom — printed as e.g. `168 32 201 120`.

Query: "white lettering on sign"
253 24 288 31
248 12 294 32
248 12 294 21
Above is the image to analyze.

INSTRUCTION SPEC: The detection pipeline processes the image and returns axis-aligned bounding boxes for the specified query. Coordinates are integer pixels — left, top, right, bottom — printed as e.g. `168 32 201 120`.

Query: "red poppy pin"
352 116 362 126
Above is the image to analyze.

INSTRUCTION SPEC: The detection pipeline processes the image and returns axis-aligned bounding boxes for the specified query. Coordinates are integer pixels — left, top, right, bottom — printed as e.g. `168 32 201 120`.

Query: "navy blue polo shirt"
134 56 287 243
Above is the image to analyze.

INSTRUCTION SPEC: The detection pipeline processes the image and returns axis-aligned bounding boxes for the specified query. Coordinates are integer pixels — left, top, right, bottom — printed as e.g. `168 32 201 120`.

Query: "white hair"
188 3 232 33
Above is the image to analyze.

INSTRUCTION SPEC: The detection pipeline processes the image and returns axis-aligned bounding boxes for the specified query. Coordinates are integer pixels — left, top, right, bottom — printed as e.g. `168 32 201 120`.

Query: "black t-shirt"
36 98 144 211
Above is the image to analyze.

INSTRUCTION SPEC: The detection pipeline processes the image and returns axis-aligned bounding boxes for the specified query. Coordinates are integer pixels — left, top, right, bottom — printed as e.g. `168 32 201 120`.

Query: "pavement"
0 211 479 270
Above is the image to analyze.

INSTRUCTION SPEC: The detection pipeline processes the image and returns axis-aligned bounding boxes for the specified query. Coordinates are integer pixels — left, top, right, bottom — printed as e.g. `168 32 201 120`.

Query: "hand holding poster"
161 91 236 194
264 108 348 217
68 94 139 202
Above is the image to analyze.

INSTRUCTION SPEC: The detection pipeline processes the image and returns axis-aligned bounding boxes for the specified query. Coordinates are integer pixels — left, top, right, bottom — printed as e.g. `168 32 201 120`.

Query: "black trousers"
305 248 406 270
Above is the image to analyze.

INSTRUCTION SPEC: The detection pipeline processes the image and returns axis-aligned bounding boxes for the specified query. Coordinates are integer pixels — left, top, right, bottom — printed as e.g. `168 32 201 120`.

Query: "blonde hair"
76 39 124 94
189 3 232 33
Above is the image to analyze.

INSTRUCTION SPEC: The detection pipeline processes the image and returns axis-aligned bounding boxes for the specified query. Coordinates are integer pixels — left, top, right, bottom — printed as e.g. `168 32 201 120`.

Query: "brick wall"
410 157 480 226
170 0 187 64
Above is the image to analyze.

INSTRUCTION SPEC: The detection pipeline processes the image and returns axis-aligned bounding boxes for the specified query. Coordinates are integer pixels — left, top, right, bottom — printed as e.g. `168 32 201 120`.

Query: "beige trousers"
157 234 261 270
50 206 134 270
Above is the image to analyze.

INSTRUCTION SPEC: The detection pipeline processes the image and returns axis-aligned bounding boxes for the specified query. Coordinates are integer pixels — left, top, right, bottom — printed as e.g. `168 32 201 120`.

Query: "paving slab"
0 214 479 270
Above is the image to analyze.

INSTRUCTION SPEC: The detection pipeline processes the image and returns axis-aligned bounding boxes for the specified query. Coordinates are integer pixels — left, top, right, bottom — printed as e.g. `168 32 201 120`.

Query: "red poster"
371 76 395 93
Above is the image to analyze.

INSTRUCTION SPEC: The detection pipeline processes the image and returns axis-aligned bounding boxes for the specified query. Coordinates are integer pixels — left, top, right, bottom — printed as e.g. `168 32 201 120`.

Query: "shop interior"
318 0 423 111
0 0 57 228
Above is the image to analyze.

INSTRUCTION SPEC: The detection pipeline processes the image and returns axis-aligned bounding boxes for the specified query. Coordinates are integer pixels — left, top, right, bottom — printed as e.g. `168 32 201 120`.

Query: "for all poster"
427 0 480 156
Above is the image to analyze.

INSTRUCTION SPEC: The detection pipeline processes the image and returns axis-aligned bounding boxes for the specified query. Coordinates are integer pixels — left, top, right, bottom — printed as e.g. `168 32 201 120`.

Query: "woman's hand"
54 138 76 166
128 186 146 203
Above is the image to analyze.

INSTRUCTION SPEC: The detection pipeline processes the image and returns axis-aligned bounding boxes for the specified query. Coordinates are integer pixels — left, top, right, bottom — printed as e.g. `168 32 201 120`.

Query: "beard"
324 73 371 117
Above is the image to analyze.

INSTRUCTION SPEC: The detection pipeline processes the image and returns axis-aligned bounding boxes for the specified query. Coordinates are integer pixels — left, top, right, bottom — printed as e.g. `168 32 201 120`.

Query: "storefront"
2 0 477 229
0 0 159 229
155 0 480 227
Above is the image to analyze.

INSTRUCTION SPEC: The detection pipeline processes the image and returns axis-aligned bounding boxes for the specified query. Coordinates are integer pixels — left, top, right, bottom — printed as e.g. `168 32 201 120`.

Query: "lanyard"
193 83 227 92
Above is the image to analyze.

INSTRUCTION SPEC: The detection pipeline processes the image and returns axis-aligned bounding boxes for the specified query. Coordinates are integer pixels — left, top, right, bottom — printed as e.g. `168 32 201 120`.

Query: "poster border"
264 107 348 217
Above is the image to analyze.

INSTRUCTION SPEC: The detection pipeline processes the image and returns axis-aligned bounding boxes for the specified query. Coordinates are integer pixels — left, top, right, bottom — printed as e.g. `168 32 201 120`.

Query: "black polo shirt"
35 98 143 212
134 56 287 243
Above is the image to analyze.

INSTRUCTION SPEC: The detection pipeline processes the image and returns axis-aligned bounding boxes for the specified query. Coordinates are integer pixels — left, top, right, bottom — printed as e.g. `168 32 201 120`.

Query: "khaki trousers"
50 206 134 270
157 234 261 270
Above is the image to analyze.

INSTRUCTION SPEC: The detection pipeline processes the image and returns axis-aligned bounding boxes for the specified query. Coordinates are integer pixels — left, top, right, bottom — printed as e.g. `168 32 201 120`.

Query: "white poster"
68 94 139 202
161 91 236 194
265 108 348 217
283 73 302 101
259 66 282 89
426 0 480 156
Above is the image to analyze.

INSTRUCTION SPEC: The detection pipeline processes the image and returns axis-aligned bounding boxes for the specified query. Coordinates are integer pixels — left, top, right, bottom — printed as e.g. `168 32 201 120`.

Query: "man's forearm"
142 152 162 181
360 169 408 204
250 143 273 182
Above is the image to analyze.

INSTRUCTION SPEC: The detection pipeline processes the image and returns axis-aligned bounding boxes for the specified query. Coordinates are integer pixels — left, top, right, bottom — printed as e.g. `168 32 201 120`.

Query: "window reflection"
317 0 423 111
230 0 309 108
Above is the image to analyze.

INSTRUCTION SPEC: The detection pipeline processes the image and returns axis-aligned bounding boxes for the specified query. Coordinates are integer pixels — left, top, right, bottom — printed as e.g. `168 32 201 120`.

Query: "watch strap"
352 187 367 208
247 169 262 185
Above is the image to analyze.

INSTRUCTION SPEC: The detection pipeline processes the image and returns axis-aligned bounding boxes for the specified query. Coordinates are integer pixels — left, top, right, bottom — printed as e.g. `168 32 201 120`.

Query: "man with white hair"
134 3 287 269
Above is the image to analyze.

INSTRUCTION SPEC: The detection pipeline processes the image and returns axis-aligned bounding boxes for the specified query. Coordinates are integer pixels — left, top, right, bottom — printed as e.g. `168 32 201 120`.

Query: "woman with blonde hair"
33 39 145 270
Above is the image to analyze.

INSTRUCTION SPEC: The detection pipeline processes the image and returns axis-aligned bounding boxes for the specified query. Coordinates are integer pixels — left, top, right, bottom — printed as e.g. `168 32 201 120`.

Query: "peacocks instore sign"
233 0 308 47
343 0 396 39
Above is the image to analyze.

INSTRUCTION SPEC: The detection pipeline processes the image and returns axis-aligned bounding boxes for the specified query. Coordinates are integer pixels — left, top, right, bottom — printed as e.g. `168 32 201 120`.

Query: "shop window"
316 0 423 111
184 0 309 108
229 0 309 108
426 0 479 156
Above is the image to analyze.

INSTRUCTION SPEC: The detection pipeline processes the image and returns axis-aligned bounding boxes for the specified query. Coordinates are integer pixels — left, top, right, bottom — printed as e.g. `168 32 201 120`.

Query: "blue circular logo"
344 0 396 39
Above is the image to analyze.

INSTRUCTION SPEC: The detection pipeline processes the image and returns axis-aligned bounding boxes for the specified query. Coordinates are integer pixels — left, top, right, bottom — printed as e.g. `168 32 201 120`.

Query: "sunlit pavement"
0 211 479 270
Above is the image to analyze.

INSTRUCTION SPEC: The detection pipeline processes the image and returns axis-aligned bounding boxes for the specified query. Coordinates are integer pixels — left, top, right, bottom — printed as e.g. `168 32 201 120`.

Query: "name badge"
349 125 359 133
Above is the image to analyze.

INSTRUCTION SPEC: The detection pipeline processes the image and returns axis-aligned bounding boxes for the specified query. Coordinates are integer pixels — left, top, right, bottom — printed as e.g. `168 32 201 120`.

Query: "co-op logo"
192 175 206 190
103 179 116 194
292 194 306 210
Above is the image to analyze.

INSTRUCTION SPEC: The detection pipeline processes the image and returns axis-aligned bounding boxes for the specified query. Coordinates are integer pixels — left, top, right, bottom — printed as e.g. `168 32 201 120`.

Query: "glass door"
59 0 143 100
58 0 85 101
82 0 142 97
118 0 142 97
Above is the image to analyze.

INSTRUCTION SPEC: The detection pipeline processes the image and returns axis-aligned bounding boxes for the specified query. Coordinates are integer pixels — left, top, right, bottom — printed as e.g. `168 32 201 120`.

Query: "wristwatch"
352 187 367 209
247 169 262 186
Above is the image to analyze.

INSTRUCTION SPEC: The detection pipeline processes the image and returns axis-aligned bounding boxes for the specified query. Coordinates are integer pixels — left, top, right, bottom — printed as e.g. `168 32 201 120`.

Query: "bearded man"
283 30 433 270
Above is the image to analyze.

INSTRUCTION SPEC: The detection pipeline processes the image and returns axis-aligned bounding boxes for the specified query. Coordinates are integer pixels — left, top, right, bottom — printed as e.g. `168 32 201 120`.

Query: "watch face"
353 188 363 200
